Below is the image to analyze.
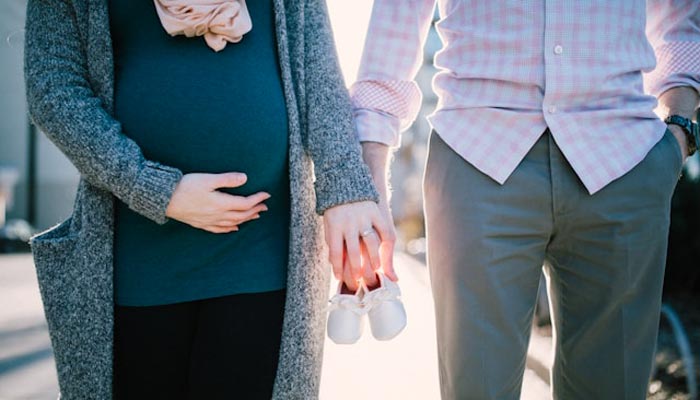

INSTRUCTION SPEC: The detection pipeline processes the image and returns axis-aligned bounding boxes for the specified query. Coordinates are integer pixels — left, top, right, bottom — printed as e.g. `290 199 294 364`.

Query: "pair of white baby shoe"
327 272 407 344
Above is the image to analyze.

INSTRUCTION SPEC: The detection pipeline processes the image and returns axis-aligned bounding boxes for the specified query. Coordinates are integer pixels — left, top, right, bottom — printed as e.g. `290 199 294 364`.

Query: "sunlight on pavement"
321 253 440 400
320 253 551 400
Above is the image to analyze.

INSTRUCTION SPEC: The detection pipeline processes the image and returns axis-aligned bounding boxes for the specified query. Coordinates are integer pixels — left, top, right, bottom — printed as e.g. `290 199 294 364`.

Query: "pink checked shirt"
351 1 700 194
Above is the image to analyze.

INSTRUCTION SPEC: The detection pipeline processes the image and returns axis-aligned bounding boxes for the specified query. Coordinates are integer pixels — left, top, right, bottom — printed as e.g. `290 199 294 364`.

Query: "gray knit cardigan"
24 0 379 398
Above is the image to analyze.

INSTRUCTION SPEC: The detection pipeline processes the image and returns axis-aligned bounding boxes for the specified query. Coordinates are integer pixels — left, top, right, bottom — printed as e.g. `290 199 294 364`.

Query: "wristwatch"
665 114 699 157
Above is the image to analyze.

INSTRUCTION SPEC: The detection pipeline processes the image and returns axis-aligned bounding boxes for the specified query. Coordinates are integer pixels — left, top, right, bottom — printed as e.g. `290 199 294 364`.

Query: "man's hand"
360 142 398 288
373 196 398 281
165 172 269 233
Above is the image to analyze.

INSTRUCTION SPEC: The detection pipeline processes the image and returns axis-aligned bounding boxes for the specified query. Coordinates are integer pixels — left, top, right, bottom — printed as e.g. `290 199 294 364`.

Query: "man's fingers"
209 172 247 189
372 212 396 244
380 239 398 281
372 210 398 281
344 235 362 280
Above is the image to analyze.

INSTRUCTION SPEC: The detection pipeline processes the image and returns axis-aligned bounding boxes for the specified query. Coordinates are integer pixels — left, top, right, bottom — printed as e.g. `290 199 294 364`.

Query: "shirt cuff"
645 41 700 97
354 108 401 148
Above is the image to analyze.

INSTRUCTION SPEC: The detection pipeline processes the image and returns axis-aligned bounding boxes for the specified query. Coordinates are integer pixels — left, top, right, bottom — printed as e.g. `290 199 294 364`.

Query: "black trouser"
113 289 286 400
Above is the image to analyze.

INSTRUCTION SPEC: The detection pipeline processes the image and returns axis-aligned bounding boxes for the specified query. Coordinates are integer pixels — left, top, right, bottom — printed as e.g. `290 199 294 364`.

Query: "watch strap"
665 114 699 156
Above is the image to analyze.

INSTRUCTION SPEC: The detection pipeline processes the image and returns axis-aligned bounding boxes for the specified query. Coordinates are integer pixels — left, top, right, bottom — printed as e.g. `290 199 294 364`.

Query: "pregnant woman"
24 0 392 398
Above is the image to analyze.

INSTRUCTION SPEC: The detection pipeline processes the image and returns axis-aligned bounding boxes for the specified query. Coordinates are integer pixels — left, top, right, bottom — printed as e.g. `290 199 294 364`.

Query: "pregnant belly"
114 84 290 196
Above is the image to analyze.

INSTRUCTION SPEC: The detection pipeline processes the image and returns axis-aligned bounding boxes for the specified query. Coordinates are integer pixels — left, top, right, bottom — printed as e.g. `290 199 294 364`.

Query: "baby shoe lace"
362 288 400 311
328 296 367 316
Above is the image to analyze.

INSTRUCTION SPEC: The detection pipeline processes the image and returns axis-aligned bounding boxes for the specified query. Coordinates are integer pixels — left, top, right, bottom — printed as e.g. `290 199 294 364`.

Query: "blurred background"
1 1 699 399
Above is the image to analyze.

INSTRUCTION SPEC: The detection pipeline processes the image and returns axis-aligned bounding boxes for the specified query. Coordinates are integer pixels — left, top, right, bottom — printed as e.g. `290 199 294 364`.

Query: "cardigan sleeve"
24 0 183 225
302 0 380 215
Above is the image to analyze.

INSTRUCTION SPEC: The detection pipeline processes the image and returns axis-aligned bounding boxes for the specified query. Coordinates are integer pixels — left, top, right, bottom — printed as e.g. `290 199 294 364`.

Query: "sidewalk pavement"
0 254 58 400
320 252 551 400
0 253 552 400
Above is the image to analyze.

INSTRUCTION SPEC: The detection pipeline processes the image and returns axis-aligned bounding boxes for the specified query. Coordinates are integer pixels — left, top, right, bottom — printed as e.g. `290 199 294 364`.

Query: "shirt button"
554 45 564 55
548 105 557 114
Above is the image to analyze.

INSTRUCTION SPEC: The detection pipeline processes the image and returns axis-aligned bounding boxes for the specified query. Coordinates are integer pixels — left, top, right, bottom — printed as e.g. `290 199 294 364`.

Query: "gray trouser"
423 129 683 400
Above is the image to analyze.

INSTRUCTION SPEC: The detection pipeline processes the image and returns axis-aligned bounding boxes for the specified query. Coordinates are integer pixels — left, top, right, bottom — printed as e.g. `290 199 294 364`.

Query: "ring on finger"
360 228 375 237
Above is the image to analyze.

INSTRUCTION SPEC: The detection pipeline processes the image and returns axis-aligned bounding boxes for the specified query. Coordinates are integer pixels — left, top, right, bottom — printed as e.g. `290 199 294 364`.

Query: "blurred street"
0 253 551 400
0 254 58 399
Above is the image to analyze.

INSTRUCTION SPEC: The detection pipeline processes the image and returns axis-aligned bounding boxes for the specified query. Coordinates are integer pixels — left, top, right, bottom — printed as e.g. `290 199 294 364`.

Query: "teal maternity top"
110 0 290 306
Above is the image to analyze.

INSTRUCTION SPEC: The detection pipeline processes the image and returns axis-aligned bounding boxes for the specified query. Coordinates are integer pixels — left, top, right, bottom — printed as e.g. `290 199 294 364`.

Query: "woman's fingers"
343 254 360 292
207 172 248 189
212 190 270 211
327 230 344 280
167 172 274 233
205 225 239 234
222 203 267 223
360 241 379 287
322 200 395 284
215 220 239 227
344 234 362 280
207 211 262 233
215 214 259 228
361 229 382 272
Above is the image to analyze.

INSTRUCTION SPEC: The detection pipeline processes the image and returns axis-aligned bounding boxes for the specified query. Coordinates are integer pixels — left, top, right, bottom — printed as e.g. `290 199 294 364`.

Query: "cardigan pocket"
29 211 114 399
30 215 76 247
29 216 81 333
29 216 86 392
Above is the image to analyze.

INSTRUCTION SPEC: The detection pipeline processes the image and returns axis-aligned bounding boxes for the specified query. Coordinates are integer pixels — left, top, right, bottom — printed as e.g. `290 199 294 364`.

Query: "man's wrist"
658 86 699 158
361 141 392 201
666 124 690 159
666 114 699 154
658 86 699 120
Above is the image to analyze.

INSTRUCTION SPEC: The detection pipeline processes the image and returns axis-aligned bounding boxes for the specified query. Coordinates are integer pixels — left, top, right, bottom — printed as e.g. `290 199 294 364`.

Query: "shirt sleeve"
644 0 700 98
350 0 436 147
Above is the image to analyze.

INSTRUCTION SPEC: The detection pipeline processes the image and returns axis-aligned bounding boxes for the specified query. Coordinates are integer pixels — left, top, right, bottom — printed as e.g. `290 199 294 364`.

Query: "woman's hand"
165 172 269 233
324 200 397 291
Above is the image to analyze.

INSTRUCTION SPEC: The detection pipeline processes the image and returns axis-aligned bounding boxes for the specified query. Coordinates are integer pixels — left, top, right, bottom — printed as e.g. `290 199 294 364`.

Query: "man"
351 1 699 399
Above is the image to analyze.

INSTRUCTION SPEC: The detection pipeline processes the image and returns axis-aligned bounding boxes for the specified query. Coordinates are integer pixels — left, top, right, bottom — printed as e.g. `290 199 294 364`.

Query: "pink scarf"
153 0 252 52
